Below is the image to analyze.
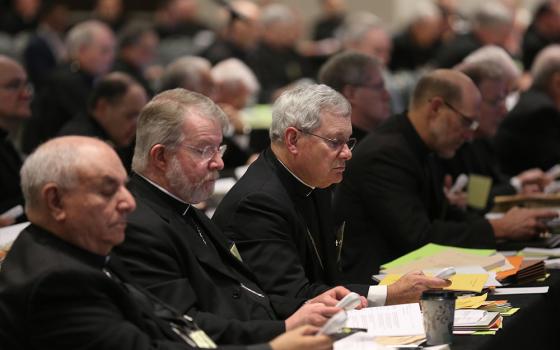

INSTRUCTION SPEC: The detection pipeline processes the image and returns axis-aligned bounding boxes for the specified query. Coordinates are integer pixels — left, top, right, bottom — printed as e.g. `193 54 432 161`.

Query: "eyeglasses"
295 128 356 152
442 100 479 131
184 144 227 161
0 79 33 94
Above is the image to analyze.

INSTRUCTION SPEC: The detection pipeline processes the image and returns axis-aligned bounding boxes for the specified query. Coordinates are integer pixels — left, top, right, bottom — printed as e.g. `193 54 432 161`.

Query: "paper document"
493 287 549 295
345 303 425 337
379 273 488 293
383 250 505 275
520 247 560 257
454 310 488 326
381 243 495 270
467 174 492 209
0 222 29 249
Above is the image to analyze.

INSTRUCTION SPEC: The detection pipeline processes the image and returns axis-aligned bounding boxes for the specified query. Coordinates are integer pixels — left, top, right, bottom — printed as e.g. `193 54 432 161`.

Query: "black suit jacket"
213 148 369 299
333 113 495 283
494 89 560 176
0 224 250 350
0 129 23 214
115 174 288 345
22 64 94 153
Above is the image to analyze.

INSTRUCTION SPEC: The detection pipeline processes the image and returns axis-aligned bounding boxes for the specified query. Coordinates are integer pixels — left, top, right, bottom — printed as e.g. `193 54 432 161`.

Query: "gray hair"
318 51 382 92
463 45 521 83
159 56 211 92
472 2 513 30
260 3 296 28
338 12 383 48
20 139 84 209
211 58 260 95
132 88 228 173
66 20 112 59
531 44 560 92
269 84 351 143
457 60 507 86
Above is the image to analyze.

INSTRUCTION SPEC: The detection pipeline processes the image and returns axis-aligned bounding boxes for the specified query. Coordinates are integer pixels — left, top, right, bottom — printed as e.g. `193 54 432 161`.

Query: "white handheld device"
335 292 361 311
435 267 456 280
317 311 347 335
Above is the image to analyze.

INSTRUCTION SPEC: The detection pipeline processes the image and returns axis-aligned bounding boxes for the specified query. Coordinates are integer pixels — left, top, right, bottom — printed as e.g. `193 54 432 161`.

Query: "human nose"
208 151 224 171
117 187 136 213
339 143 352 160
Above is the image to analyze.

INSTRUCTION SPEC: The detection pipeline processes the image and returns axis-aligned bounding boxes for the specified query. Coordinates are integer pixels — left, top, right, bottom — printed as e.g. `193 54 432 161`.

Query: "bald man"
333 69 557 283
0 56 32 225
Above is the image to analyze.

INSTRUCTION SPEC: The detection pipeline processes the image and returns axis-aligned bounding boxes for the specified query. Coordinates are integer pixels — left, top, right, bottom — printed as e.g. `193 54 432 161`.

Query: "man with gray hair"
116 88 345 346
0 135 332 350
22 19 116 153
495 44 560 175
213 83 449 306
319 51 390 143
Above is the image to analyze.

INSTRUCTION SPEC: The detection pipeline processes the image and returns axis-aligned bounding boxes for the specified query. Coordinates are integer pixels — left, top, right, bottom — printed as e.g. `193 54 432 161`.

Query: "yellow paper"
467 174 493 209
456 293 488 309
379 274 488 293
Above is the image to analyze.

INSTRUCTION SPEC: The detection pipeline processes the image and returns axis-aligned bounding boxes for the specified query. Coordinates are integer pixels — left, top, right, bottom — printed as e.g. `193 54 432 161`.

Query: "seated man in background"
58 72 148 172
333 69 557 284
441 57 551 212
213 83 449 304
495 45 560 176
318 51 391 144
0 135 330 350
115 89 345 346
0 56 32 224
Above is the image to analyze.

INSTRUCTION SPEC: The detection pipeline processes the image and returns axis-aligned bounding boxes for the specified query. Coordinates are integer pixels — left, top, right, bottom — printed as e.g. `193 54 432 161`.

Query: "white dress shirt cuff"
367 285 387 306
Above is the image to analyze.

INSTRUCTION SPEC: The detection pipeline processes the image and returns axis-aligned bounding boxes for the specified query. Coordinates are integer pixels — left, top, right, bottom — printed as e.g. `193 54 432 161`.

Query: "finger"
320 295 339 307
332 286 352 298
320 306 343 317
299 325 320 336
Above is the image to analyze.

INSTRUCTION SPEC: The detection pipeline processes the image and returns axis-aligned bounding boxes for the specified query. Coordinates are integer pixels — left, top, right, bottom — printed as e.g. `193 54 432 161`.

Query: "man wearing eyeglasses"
213 83 449 306
116 88 347 346
318 51 391 144
332 69 558 284
0 55 33 226
441 59 551 212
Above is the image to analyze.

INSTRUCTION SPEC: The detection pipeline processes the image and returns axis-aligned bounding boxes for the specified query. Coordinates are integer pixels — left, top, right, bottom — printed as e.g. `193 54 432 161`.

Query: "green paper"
467 174 493 209
381 243 496 270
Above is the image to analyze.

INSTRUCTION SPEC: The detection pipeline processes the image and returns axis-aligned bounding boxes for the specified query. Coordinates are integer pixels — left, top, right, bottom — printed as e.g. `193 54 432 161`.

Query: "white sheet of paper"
521 247 560 257
493 287 549 295
0 221 29 248
334 333 381 350
345 303 425 336
454 310 487 326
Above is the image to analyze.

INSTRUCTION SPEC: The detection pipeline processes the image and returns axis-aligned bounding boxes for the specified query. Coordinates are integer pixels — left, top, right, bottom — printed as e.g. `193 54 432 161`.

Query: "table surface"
451 270 560 349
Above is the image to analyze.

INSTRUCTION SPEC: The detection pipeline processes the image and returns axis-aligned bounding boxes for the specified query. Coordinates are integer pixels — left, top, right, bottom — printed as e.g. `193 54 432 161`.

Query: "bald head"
409 70 481 158
0 55 32 130
411 69 479 109
21 136 135 255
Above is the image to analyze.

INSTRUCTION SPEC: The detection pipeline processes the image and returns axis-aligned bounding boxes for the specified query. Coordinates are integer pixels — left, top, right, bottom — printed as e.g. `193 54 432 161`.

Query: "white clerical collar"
138 174 191 215
276 158 315 196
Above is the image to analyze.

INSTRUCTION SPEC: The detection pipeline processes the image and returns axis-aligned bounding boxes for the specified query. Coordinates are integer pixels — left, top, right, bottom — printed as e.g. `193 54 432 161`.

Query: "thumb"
444 175 452 190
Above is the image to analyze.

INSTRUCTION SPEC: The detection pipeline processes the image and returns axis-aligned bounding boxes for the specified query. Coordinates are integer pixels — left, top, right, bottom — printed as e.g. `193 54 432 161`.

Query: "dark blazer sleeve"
26 270 196 350
119 218 284 345
217 191 331 300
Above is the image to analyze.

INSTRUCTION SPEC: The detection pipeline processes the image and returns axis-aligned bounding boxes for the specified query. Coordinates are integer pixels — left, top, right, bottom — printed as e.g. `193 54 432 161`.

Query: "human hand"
386 271 451 305
0 216 15 228
517 168 552 192
490 207 558 240
443 175 467 209
285 303 341 330
269 325 332 350
307 286 367 309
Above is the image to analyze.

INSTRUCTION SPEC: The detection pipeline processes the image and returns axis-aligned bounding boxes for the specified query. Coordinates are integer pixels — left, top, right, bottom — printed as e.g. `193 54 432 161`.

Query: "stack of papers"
453 310 502 334
345 303 425 337
520 247 560 258
378 273 488 293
